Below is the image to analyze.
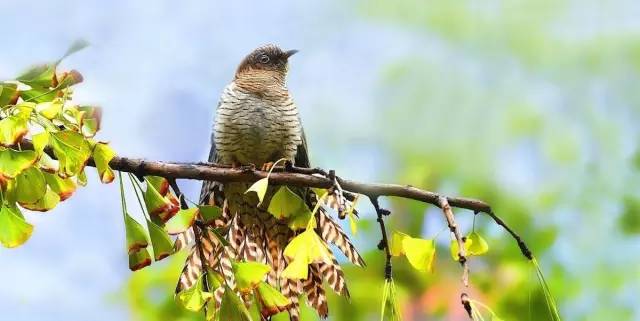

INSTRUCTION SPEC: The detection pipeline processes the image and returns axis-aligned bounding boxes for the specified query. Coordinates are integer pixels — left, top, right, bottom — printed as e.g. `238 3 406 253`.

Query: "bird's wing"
294 127 310 168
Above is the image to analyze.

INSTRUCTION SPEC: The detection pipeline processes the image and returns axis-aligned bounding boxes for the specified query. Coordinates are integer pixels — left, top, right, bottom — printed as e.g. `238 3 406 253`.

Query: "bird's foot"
260 162 275 172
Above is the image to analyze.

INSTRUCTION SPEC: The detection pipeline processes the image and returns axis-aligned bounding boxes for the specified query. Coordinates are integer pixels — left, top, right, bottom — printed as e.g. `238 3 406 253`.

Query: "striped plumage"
175 44 364 320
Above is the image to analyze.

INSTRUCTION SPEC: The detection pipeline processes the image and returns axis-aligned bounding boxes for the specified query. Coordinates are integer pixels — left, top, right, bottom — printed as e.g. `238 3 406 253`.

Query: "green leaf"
467 232 489 256
35 101 63 119
143 177 177 220
233 261 271 293
0 83 18 107
43 172 76 201
31 132 50 157
164 207 199 235
245 177 269 205
281 256 309 280
491 316 505 321
0 205 33 248
255 282 291 318
286 208 312 231
16 64 56 88
176 274 214 312
146 219 174 261
0 148 37 178
219 285 253 321
0 115 29 147
128 247 152 271
402 236 436 272
145 176 169 196
15 167 46 204
205 268 224 290
77 169 88 186
49 130 91 177
20 188 60 212
124 213 149 254
267 186 309 220
91 142 116 183
198 205 222 225
58 39 90 63
450 238 470 261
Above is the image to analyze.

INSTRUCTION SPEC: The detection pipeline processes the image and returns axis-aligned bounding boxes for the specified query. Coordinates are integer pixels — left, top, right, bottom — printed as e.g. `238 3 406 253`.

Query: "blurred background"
0 0 638 320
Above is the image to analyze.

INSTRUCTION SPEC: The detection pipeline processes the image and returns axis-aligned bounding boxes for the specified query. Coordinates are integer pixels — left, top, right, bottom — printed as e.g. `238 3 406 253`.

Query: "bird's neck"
233 69 288 96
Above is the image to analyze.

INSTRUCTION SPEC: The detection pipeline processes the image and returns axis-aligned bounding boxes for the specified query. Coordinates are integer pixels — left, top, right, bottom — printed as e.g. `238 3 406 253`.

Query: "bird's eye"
259 54 270 64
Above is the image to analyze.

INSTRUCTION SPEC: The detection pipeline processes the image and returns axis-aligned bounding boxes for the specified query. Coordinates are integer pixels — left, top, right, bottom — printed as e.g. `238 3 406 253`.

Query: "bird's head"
234 44 298 82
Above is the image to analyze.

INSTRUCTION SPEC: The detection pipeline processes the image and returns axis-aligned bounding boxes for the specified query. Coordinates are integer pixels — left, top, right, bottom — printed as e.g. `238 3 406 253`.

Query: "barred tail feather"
305 264 329 318
318 210 365 267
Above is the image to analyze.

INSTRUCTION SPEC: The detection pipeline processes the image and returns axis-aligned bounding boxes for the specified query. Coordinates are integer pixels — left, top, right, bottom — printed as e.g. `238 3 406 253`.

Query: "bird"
174 44 364 321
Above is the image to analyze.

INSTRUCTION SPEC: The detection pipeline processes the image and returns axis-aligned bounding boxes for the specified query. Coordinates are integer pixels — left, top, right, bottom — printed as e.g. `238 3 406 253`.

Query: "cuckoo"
174 44 364 320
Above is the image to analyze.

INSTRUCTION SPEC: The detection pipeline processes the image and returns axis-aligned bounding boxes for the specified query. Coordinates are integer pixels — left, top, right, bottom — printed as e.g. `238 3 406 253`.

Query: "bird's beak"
284 49 299 58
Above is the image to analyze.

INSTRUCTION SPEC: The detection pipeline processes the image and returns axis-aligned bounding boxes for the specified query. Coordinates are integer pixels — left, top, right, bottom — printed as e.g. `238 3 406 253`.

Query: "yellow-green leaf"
145 176 169 196
0 83 18 106
49 130 91 177
16 64 56 88
35 101 63 119
0 205 33 248
0 115 28 147
77 169 87 186
176 274 213 312
19 188 60 212
0 148 37 178
390 231 408 257
219 285 253 321
146 219 174 261
92 142 115 183
267 186 309 220
43 172 76 201
245 177 269 205
402 236 436 272
467 232 489 256
165 208 199 235
31 131 49 157
255 282 291 318
143 177 174 217
128 247 152 271
124 213 149 254
281 257 309 281
15 167 46 204
233 261 271 293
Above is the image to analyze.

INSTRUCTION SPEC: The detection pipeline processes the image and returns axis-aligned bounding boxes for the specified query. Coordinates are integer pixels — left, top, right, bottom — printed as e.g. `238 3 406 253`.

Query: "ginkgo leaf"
35 101 63 119
145 176 169 196
37 153 59 173
15 167 46 204
49 130 91 177
16 64 56 88
491 316 505 321
144 178 174 216
281 258 309 280
219 285 253 321
31 132 49 157
0 115 28 147
157 193 180 222
255 281 291 317
450 238 473 261
0 148 37 178
205 268 224 290
0 205 33 248
233 261 271 293
91 142 116 183
467 232 489 256
402 236 436 272
124 213 149 254
282 229 332 280
390 231 408 257
267 186 309 220
0 83 18 106
128 247 152 271
19 188 60 212
165 208 199 235
245 177 269 205
43 172 76 201
198 205 222 225
77 169 88 186
286 208 312 231
146 219 174 261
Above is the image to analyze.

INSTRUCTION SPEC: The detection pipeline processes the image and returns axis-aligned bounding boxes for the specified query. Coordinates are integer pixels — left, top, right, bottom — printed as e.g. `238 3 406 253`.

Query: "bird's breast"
213 83 301 166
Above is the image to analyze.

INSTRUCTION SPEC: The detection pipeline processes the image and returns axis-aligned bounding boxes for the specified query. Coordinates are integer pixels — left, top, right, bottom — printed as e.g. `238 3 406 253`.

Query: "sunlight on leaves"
91 142 116 183
0 115 28 147
0 148 37 178
43 172 76 201
402 237 436 272
282 229 332 280
49 130 91 177
267 186 309 220
255 281 291 318
15 167 46 204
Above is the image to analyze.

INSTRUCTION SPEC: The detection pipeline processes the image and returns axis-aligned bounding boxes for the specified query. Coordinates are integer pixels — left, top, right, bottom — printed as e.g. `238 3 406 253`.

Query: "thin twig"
439 196 469 287
370 196 392 280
